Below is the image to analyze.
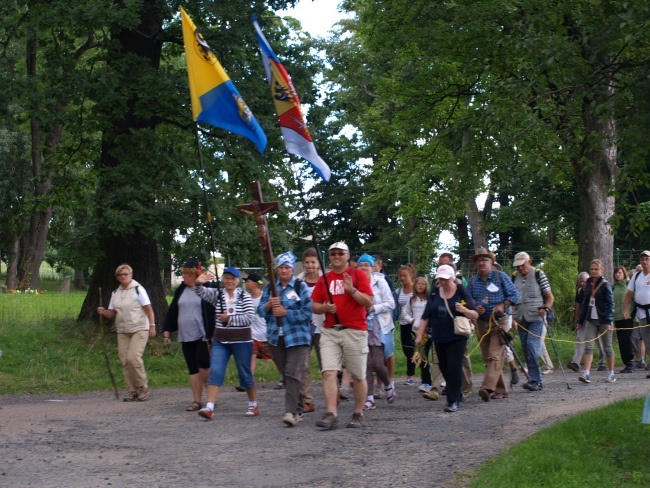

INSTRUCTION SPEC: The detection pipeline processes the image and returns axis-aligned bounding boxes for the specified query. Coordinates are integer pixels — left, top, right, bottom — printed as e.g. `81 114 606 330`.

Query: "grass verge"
467 396 650 487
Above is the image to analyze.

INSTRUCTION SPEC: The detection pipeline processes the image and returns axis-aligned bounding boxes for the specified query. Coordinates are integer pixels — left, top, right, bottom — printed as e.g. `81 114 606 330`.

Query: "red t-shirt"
311 267 374 330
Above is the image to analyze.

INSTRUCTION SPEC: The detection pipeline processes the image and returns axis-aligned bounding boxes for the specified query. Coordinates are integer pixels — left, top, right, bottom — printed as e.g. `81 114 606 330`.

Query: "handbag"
442 290 473 336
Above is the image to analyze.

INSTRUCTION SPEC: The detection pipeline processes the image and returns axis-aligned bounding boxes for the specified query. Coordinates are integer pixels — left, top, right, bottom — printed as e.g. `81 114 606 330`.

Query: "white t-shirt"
249 294 268 342
628 271 650 319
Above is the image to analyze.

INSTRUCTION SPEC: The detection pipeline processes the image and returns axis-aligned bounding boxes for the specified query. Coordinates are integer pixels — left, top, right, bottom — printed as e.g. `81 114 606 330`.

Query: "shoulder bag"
442 289 473 337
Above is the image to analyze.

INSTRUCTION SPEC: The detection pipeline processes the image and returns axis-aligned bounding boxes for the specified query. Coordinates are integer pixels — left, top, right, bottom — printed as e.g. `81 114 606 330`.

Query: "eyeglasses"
329 251 347 257
476 258 491 263
116 273 131 277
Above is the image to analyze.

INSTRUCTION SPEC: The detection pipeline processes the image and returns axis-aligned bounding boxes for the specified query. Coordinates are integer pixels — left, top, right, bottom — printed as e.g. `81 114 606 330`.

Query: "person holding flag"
252 14 331 182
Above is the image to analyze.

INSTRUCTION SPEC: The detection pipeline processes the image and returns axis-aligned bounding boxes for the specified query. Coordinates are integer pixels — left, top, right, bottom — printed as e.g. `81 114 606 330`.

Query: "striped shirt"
195 286 253 343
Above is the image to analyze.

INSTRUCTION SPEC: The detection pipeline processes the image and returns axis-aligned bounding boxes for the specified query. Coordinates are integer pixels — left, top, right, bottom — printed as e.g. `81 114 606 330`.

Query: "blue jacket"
579 276 614 325
259 276 313 347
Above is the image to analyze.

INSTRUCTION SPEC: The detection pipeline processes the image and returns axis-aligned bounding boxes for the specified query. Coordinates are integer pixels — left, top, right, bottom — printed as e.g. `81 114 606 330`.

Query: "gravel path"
1 369 648 487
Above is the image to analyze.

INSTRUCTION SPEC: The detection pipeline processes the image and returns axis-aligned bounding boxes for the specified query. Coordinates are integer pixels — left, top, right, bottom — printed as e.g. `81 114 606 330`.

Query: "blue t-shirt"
423 286 476 343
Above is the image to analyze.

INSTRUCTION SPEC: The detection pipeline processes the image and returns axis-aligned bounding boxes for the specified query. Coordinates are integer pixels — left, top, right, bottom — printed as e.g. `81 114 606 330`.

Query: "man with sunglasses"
311 242 374 429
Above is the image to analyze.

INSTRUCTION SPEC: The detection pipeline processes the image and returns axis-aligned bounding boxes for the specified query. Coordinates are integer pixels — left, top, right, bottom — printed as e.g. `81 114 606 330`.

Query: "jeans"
518 318 544 385
207 340 254 388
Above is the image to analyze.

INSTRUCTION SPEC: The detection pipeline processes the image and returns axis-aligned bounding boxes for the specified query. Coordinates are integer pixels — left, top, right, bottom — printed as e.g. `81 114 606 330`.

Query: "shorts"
181 339 211 375
253 340 274 360
319 327 368 380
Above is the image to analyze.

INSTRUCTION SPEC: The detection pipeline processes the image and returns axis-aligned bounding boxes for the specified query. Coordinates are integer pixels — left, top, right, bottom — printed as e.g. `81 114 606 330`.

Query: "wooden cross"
236 181 282 308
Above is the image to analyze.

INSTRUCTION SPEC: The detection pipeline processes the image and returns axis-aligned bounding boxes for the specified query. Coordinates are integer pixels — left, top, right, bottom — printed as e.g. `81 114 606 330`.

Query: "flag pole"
288 154 338 317
194 124 221 279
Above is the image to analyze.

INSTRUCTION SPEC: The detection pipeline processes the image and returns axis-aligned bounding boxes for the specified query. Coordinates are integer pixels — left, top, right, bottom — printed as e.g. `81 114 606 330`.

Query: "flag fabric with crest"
252 15 331 181
181 6 267 154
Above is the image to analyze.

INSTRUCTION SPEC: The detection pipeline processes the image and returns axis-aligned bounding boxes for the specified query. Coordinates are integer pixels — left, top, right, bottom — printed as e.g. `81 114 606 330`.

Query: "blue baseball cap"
223 267 240 278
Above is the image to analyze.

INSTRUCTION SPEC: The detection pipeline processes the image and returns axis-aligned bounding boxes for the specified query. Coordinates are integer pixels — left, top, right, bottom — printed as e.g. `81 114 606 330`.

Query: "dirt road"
1 369 648 487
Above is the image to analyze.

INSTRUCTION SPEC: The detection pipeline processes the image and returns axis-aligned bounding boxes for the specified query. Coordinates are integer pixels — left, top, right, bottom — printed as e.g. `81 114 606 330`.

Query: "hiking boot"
510 368 520 385
136 386 150 402
235 385 246 392
123 390 138 402
620 366 634 374
579 373 591 383
198 407 213 420
316 412 339 430
245 404 259 417
346 412 366 428
567 362 580 372
635 360 646 370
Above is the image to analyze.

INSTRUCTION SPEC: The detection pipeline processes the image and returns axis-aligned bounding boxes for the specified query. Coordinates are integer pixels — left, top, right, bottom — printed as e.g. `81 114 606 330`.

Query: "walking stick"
495 315 530 382
543 316 571 390
99 288 119 399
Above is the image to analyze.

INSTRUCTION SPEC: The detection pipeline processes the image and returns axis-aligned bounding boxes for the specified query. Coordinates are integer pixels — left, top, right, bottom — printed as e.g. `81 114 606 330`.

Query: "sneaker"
374 388 384 399
579 373 591 383
303 402 316 413
136 386 150 401
567 362 580 372
123 390 138 402
283 412 299 426
385 388 397 404
541 368 553 375
523 382 542 391
339 384 350 400
198 407 213 420
346 412 366 428
316 412 339 430
363 399 376 410
444 401 460 412
597 365 607 371
423 388 439 401
620 366 634 374
235 385 246 392
604 374 617 383
404 379 415 386
274 381 285 390
635 360 646 370
646 372 650 378
510 368 520 385
245 404 259 417
418 383 432 393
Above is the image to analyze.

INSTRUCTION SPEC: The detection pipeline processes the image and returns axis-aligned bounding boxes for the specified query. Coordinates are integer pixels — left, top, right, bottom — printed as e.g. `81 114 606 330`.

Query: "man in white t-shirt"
623 250 650 378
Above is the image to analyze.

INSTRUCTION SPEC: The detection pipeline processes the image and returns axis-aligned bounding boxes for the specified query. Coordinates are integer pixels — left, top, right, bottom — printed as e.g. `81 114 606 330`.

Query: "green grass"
468 396 650 487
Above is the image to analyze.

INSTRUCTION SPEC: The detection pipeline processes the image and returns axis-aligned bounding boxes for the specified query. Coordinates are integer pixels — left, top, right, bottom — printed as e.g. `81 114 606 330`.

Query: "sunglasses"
329 251 347 257
116 273 131 277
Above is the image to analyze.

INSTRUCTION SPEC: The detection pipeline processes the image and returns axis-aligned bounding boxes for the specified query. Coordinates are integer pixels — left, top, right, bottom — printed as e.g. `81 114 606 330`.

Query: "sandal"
363 399 376 410
186 401 203 411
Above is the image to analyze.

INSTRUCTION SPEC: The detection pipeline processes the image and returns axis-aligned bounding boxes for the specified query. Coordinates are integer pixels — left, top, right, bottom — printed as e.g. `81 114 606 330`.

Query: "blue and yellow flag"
181 6 267 154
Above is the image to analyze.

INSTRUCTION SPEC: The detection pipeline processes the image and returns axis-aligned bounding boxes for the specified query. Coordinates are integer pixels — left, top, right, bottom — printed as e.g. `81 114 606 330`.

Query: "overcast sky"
278 0 351 37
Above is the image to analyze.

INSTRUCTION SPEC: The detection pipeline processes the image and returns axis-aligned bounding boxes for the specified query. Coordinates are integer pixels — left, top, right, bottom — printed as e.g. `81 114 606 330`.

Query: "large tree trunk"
574 103 617 280
78 233 168 328
5 236 20 291
78 1 166 324
468 197 488 251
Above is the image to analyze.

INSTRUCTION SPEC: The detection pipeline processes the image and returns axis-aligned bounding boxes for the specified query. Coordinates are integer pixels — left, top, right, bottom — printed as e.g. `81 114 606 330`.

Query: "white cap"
436 264 455 280
513 252 531 267
328 242 349 252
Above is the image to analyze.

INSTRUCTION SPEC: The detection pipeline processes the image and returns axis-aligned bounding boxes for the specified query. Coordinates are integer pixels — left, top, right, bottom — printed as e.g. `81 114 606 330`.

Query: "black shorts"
181 339 210 375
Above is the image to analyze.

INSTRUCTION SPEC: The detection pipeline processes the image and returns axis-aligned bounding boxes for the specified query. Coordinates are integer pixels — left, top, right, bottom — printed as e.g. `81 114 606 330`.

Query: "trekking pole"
495 314 530 382
99 288 119 399
543 316 571 390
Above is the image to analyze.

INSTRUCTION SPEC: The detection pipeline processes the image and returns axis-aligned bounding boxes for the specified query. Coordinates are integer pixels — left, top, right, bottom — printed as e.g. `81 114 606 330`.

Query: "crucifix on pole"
236 181 282 322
